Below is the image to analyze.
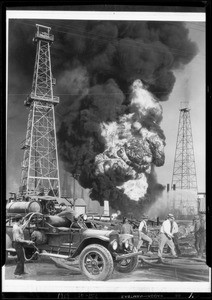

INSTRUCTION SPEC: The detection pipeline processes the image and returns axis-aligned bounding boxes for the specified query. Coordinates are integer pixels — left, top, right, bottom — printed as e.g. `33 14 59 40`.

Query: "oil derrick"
19 24 60 197
171 102 198 191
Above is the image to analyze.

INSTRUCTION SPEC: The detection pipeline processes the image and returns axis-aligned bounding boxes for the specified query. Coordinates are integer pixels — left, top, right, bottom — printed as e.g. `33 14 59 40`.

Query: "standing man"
172 218 181 256
137 214 153 254
167 218 181 256
199 214 206 258
193 214 206 258
158 213 178 262
12 214 34 279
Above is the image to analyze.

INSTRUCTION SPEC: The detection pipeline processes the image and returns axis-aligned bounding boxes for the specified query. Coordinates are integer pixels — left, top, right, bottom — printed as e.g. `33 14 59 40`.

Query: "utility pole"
19 24 60 197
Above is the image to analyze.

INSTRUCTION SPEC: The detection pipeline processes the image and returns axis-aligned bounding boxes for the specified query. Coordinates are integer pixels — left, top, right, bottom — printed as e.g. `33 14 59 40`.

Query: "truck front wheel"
79 244 114 281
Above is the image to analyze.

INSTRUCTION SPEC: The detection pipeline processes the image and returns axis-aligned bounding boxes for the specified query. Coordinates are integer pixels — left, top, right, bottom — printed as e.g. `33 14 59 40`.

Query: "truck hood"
83 228 117 239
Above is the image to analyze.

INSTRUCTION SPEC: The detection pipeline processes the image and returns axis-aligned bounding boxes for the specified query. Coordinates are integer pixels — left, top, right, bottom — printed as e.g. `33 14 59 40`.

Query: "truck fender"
72 237 109 258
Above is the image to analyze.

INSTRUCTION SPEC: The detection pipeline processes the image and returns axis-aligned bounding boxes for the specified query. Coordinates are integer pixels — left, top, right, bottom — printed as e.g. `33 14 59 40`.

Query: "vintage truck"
6 199 143 281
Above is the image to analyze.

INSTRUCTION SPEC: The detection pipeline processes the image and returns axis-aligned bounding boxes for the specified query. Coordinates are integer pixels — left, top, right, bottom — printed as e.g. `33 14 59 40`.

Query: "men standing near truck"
158 213 178 262
12 214 34 278
137 214 153 254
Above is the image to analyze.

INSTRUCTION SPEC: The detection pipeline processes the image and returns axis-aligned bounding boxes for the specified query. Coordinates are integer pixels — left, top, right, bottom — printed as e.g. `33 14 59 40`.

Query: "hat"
14 214 23 221
141 214 148 220
167 213 175 219
123 217 128 222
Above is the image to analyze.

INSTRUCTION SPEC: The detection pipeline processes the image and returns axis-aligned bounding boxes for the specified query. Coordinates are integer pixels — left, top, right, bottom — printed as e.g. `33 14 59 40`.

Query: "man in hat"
57 202 76 223
12 214 34 279
193 214 206 258
137 214 153 254
158 213 177 262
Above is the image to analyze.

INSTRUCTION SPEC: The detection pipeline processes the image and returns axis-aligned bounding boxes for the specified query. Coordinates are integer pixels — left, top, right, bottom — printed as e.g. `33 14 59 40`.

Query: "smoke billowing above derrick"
54 20 198 209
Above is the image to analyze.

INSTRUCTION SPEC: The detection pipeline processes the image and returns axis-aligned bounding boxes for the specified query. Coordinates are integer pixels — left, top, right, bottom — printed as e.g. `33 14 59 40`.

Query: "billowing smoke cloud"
55 20 197 212
8 20 198 213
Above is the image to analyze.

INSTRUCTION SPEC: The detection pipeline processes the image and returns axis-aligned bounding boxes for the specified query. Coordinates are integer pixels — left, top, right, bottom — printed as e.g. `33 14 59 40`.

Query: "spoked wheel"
114 247 139 273
85 252 104 274
79 244 114 281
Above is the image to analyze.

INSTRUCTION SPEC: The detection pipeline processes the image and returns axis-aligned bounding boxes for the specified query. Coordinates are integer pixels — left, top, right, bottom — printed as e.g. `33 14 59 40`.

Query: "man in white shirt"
158 213 177 262
167 219 181 256
137 214 152 253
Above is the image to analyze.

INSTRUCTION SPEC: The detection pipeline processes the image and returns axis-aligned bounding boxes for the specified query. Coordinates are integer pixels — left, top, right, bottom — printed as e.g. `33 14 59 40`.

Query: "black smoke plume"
9 20 198 215
53 20 198 214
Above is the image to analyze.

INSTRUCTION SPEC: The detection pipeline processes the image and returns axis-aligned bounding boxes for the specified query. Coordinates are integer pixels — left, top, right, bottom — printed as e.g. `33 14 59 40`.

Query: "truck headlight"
111 240 118 250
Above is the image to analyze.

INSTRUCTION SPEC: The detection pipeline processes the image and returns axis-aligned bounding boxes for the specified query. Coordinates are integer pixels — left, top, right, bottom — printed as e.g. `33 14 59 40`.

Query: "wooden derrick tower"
19 24 60 197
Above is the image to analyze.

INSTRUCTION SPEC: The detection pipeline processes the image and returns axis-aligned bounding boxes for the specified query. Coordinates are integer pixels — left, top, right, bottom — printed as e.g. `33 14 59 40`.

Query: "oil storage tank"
6 200 42 216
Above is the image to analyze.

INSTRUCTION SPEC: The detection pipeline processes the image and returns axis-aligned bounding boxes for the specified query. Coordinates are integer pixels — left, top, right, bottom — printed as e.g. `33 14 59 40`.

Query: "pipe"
39 252 69 259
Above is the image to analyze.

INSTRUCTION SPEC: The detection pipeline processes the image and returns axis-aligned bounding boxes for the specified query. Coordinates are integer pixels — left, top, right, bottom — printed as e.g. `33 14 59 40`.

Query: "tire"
114 247 139 273
79 244 114 281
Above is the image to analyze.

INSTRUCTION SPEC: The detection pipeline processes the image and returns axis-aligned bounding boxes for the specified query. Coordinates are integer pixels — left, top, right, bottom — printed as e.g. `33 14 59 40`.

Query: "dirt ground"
4 252 209 282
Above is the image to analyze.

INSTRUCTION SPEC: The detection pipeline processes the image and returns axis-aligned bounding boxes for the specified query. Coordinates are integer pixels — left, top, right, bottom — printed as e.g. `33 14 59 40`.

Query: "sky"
6 11 206 201
156 22 205 193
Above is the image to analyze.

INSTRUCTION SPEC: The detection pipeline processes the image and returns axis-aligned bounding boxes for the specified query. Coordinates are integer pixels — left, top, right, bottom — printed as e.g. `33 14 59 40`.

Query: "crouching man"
120 217 134 248
137 214 153 254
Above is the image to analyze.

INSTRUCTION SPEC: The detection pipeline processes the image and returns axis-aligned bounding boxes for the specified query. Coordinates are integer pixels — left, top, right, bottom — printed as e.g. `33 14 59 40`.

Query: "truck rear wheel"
114 247 139 273
79 244 114 281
